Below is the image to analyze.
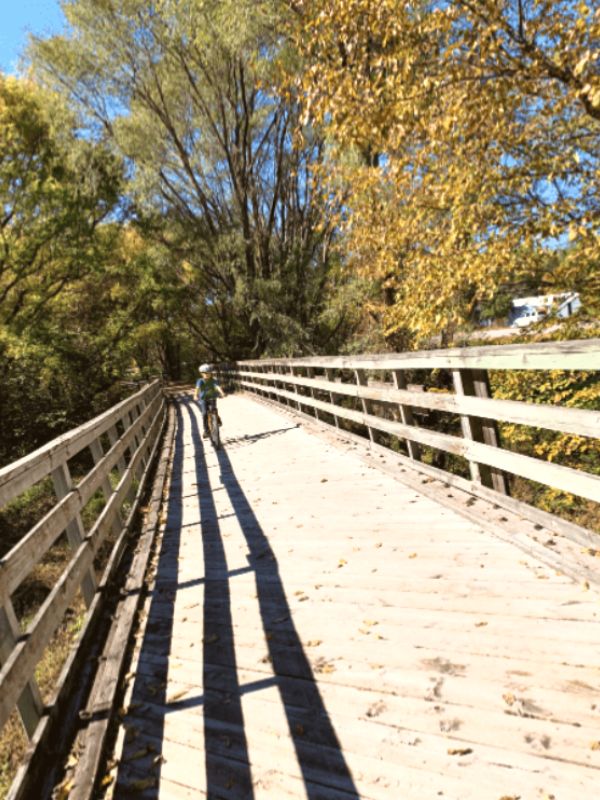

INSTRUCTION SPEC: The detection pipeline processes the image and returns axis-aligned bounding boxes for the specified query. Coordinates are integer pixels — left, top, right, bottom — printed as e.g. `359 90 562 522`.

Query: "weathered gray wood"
0 601 43 737
0 403 164 734
5 406 168 800
325 368 340 429
0 394 162 599
51 463 97 607
392 370 420 461
89 439 122 538
68 405 175 800
306 367 320 421
240 379 600 502
236 337 600 371
237 368 600 439
355 369 374 442
107 425 127 474
102 395 600 800
0 381 160 508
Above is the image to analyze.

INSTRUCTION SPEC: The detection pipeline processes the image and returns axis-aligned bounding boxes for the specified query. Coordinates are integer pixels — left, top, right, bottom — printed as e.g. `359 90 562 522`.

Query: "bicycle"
206 398 221 449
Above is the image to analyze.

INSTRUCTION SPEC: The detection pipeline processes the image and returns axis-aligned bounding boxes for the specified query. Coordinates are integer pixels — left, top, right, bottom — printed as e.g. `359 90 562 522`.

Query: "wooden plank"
355 369 374 442
6 405 168 800
0 381 160 508
392 370 420 461
0 393 163 599
240 379 600 502
89 438 122 538
237 368 600 439
234 337 600 371
51 463 97 607
0 601 43 738
452 368 504 491
325 368 340 429
0 404 164 733
68 405 176 800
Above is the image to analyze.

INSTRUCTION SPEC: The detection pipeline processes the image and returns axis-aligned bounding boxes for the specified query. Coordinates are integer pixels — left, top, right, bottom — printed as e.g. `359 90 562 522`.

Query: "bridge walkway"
105 393 599 799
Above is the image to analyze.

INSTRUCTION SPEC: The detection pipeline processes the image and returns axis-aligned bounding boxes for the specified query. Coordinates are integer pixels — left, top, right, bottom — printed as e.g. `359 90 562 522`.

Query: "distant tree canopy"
32 0 361 362
285 0 600 343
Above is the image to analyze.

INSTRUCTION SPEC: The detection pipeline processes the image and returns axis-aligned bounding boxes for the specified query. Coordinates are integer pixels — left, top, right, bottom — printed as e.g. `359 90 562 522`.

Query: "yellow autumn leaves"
282 0 600 344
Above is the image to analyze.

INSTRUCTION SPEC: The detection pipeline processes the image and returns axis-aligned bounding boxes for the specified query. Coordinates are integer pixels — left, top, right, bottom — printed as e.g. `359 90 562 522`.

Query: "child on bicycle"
194 364 225 438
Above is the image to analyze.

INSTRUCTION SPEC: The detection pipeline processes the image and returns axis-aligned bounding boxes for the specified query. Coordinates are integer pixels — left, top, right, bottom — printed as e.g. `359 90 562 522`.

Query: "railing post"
452 368 509 494
107 424 127 475
325 368 340 429
51 462 98 606
392 370 420 461
306 367 319 421
290 366 302 412
354 369 374 442
89 438 122 537
0 600 43 737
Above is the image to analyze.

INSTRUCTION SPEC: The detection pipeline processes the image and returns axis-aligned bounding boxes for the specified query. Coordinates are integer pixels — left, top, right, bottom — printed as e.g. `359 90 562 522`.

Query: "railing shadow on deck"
113 397 359 798
202 405 360 798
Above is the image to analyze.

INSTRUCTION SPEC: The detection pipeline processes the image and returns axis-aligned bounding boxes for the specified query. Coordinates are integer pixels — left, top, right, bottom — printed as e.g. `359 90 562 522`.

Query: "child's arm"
193 381 199 400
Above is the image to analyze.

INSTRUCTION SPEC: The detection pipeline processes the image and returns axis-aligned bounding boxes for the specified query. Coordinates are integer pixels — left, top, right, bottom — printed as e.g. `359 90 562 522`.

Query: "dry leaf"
447 747 473 756
294 723 305 735
408 553 417 559
338 559 347 567
591 741 600 750
306 639 322 647
167 688 189 703
129 777 157 790
203 633 220 644
503 693 516 706
475 621 488 627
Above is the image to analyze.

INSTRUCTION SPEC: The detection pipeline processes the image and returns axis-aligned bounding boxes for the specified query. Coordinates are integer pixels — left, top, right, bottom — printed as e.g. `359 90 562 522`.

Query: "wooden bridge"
1 340 599 799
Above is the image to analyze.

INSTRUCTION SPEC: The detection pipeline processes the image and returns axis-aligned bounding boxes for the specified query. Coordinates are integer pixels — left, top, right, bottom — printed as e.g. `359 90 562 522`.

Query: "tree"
285 0 600 344
0 74 121 330
33 0 355 358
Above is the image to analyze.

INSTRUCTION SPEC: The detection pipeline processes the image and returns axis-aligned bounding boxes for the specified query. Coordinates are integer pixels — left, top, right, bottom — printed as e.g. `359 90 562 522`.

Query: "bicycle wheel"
209 409 221 449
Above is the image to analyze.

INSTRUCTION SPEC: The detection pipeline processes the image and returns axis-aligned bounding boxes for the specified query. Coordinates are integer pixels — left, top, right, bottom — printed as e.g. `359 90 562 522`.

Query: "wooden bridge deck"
106 393 599 799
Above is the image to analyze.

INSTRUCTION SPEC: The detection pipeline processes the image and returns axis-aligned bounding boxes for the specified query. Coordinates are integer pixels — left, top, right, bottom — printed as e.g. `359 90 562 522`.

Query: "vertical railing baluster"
307 367 319 421
355 369 374 443
452 368 509 494
392 370 420 461
0 600 43 737
89 438 122 536
51 463 97 606
325 368 340 429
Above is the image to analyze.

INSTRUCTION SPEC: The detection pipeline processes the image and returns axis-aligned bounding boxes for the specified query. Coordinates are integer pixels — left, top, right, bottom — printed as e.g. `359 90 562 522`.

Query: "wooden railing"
225 339 600 541
0 380 165 742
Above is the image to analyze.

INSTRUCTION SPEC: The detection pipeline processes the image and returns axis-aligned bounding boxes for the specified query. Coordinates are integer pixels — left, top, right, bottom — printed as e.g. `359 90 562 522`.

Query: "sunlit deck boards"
108 394 600 799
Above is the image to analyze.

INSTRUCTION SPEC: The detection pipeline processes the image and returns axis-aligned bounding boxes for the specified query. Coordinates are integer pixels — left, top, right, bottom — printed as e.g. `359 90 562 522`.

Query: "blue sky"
0 0 65 73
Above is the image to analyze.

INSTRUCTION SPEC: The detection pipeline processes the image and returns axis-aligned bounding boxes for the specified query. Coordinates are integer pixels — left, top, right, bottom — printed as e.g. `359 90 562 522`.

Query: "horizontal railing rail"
0 380 166 741
223 338 600 542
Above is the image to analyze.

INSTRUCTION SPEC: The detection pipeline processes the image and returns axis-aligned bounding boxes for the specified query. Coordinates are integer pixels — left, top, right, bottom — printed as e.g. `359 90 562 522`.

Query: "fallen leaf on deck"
126 746 151 762
167 688 190 703
294 723 305 735
591 741 600 750
475 621 488 627
306 639 322 647
100 775 114 788
408 553 417 559
203 633 220 644
129 777 157 790
447 748 472 756
338 559 347 567
503 693 516 706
